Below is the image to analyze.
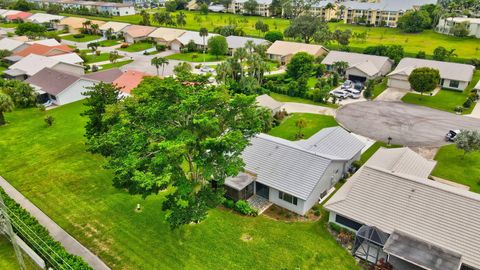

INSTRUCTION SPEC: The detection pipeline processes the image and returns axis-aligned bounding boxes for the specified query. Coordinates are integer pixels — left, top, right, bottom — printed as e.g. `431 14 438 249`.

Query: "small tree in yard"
44 115 55 127
408 67 440 98
295 118 307 139
109 51 121 63
87 42 99 53
455 130 480 159
286 52 314 80
363 80 374 99
0 92 14 126
208 35 228 60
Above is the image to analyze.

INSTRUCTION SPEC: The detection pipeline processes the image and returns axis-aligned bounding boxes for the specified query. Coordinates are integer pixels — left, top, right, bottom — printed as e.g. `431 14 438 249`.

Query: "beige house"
148 27 186 47
55 17 105 34
266 41 328 65
387 58 475 91
122 25 157 43
99 21 131 36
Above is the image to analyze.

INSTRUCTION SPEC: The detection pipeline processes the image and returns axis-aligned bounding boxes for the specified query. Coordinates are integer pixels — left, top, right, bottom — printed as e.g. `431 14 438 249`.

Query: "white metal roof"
226 35 269 49
266 40 327 57
324 148 480 270
175 30 218 46
26 38 61 46
99 21 131 32
255 94 283 112
26 13 64 24
322 51 392 76
343 0 437 12
388 57 475 82
0 38 24 51
48 53 84 64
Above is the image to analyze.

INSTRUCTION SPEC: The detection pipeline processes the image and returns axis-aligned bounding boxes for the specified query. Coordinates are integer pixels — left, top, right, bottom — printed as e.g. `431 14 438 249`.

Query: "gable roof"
242 133 332 200
48 52 84 64
0 38 25 51
296 127 365 160
324 148 480 270
322 51 392 76
58 17 105 29
26 67 80 95
5 11 32 20
26 38 61 46
148 27 186 41
255 94 283 112
8 54 81 76
83 68 123 83
266 40 327 57
113 70 148 94
26 13 64 24
1 10 21 17
123 25 156 38
175 30 218 46
388 57 475 82
14 44 73 57
226 35 269 49
99 21 131 32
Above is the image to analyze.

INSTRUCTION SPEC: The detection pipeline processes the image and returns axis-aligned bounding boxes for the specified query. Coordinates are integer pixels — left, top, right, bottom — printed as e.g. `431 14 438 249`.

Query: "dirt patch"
263 205 320 222
240 233 253 242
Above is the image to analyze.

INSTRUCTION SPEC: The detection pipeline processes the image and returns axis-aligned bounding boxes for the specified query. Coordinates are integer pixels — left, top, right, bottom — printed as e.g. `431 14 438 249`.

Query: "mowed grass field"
269 113 338 140
0 236 40 270
0 102 359 270
57 9 480 59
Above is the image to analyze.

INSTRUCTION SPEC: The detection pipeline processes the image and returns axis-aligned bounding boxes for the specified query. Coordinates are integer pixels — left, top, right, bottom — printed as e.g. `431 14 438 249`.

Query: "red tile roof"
14 44 74 57
6 11 32 21
113 70 149 94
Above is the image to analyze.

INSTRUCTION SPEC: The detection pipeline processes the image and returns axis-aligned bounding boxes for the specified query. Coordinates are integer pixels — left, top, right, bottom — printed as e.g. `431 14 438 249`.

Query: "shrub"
314 209 321 217
156 44 166 52
120 43 129 49
44 115 54 126
194 64 202 69
37 104 45 112
234 200 258 216
454 106 463 113
264 31 283 42
73 34 85 39
338 230 353 244
329 222 342 233
463 98 472 108
91 65 98 72
223 199 235 209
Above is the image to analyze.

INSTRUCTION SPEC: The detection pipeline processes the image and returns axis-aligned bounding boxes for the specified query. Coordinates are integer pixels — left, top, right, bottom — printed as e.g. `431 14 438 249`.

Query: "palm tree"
215 61 232 83
176 12 186 27
233 47 247 77
109 51 121 63
0 92 14 126
82 20 91 33
151 57 169 76
91 24 99 35
244 40 255 53
199 27 208 64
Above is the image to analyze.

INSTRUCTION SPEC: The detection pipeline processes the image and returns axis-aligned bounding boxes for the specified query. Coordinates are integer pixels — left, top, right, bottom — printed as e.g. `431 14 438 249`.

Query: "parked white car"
344 88 361 99
341 80 353 90
330 90 349 99
200 66 215 73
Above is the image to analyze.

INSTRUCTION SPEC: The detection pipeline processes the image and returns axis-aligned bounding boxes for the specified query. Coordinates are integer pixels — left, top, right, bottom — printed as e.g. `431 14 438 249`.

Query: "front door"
255 182 269 200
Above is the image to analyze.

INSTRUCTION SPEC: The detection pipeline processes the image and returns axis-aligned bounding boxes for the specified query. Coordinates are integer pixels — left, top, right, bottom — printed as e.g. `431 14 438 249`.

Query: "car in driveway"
200 66 215 73
353 82 364 91
341 80 353 90
445 129 461 142
330 90 349 99
344 88 361 99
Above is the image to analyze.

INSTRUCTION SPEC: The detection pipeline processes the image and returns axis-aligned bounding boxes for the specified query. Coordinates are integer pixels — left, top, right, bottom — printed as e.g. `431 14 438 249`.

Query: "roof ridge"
256 134 337 160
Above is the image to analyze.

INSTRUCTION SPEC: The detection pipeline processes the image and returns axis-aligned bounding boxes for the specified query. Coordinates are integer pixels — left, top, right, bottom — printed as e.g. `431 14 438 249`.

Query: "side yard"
0 102 359 270
268 113 338 140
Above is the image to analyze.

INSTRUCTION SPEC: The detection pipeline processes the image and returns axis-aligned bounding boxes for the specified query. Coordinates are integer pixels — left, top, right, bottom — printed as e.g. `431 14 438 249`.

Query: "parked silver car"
330 90 349 99
344 88 361 99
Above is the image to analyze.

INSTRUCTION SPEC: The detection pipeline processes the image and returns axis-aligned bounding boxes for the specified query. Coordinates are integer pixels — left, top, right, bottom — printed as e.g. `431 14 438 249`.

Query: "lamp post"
387 136 392 146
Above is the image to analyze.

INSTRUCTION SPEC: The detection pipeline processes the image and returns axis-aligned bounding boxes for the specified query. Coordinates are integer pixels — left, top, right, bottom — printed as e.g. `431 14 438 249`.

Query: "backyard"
401 71 480 114
166 52 226 62
0 102 359 270
98 39 121 47
432 144 480 194
61 34 102 42
268 113 338 140
58 10 480 59
0 236 39 270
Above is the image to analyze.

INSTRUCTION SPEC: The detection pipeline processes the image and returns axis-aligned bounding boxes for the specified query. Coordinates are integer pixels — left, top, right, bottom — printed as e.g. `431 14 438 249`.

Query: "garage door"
348 75 367 83
388 78 411 90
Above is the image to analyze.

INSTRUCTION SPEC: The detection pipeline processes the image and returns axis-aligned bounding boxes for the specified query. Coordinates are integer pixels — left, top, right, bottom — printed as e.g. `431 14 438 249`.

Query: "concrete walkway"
375 87 409 101
281 102 336 116
0 176 110 270
467 102 480 119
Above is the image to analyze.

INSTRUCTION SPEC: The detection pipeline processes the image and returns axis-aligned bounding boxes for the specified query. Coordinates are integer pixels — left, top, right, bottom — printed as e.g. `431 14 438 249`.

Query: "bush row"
223 199 258 216
0 188 93 270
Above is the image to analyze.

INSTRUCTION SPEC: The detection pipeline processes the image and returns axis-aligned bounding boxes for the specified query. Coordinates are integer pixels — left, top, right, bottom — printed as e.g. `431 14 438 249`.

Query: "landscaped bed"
268 113 338 141
0 102 359 270
166 52 226 62
118 41 154 52
432 144 480 193
61 34 102 42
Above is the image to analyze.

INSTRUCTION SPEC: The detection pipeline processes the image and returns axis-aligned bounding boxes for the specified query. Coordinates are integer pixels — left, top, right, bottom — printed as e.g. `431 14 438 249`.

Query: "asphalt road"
336 101 480 147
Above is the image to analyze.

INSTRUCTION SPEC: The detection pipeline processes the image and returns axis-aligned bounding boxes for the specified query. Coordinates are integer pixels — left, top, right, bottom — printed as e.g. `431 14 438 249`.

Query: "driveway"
336 101 480 147
375 87 409 101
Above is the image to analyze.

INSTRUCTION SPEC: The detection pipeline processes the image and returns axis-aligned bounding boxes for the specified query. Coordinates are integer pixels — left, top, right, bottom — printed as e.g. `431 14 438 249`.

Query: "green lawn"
98 39 120 47
99 60 133 70
0 236 40 270
432 145 480 193
359 141 402 164
372 78 388 99
268 113 338 140
61 34 102 42
118 41 154 52
166 52 226 62
84 53 110 63
56 10 480 59
0 22 18 28
401 71 480 114
269 92 338 108
0 102 359 270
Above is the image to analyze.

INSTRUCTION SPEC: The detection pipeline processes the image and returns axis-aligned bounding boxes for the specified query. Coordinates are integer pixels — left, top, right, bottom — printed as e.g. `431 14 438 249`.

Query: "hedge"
0 188 93 270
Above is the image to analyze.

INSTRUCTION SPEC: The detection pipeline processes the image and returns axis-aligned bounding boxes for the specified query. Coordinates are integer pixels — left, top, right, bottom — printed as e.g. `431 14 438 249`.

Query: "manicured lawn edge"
269 93 339 108
268 113 338 141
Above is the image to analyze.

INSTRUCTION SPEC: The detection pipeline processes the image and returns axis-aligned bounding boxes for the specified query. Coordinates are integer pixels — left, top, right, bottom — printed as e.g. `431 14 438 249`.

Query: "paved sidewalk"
466 102 480 119
375 87 409 101
0 176 110 270
281 102 336 116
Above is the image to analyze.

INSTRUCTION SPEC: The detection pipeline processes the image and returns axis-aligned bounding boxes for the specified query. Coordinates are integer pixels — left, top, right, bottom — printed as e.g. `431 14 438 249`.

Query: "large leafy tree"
0 92 14 126
0 79 37 108
286 52 314 80
243 0 258 15
455 129 480 158
86 77 268 228
408 67 440 97
208 35 228 60
284 15 329 44
398 10 431 33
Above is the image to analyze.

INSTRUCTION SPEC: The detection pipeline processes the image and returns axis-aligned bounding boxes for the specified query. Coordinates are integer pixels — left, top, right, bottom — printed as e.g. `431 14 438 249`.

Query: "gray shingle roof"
242 134 331 200
388 57 475 82
324 148 480 270
296 127 365 160
26 67 80 95
226 35 269 49
322 51 392 76
83 68 123 83
255 94 283 112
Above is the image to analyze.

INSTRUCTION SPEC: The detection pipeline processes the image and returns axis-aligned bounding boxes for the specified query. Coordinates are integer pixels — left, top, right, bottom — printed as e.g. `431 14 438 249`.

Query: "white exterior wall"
441 79 469 91
52 63 85 76
55 79 95 105
380 61 393 76
437 19 480 38
267 186 306 215
170 40 182 51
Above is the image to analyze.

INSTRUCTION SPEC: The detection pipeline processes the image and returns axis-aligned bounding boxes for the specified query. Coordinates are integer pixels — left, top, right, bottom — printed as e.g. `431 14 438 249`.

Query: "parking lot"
336 101 480 147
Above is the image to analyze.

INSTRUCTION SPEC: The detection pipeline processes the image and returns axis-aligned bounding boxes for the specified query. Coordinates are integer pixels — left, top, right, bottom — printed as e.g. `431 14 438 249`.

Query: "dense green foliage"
15 23 46 36
286 52 314 80
398 10 431 33
208 35 228 59
268 113 338 140
264 30 283 42
363 45 404 64
408 67 441 95
0 79 36 108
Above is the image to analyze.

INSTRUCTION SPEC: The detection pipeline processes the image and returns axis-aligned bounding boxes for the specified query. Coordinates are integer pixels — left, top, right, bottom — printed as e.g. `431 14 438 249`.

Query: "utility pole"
0 191 26 270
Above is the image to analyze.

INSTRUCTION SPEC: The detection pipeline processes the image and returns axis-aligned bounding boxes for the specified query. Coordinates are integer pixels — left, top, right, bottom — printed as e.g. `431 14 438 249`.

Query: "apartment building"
436 17 480 38
309 0 338 21
228 0 271 17
27 0 136 16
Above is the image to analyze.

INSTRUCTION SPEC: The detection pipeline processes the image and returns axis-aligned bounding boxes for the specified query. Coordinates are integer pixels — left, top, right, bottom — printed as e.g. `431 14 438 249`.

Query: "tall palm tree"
199 27 208 64
91 24 99 35
233 47 247 77
82 20 91 33
215 61 233 83
0 92 14 126
151 57 169 76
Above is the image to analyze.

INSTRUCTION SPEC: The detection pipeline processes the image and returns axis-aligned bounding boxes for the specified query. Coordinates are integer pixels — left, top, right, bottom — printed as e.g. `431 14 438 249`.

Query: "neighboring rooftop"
225 35 269 49
343 0 437 12
123 25 156 38
0 38 24 51
388 57 475 82
267 40 327 57
148 27 186 42
175 30 218 45
26 38 61 46
6 11 32 21
443 17 480 24
48 52 84 64
26 67 80 95
26 13 64 24
14 43 73 57
83 68 123 83
322 51 392 76
255 94 283 112
99 21 131 32
113 70 149 94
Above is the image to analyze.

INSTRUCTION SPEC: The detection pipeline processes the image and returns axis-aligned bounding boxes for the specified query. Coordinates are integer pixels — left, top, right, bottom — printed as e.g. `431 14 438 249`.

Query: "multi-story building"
309 0 338 21
27 0 136 16
341 0 437 27
228 0 272 17
436 17 480 38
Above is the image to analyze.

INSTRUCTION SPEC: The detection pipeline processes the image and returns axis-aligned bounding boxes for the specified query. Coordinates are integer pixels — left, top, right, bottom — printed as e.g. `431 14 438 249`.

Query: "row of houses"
26 0 136 16
206 0 437 27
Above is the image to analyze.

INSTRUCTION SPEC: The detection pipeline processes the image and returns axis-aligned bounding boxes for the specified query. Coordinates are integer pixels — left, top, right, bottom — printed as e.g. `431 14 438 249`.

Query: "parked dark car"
354 82 364 91
445 129 461 142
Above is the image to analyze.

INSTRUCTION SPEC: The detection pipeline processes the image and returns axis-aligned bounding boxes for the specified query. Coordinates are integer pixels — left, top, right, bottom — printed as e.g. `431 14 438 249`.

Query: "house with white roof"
225 35 270 54
99 21 131 37
148 27 186 47
4 54 84 80
170 31 219 51
387 58 475 91
324 147 480 270
26 13 64 24
436 17 480 38
322 51 394 82
224 127 365 215
255 94 283 114
48 53 84 65
0 10 21 18
0 38 27 52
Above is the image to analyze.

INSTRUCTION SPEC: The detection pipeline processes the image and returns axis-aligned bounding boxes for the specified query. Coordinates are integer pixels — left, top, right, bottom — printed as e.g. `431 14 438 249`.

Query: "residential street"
336 101 480 147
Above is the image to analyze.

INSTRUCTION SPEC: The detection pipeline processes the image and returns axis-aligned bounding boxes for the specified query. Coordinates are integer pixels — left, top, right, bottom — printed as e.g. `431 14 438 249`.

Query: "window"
335 214 363 230
449 80 460 88
278 191 298 205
